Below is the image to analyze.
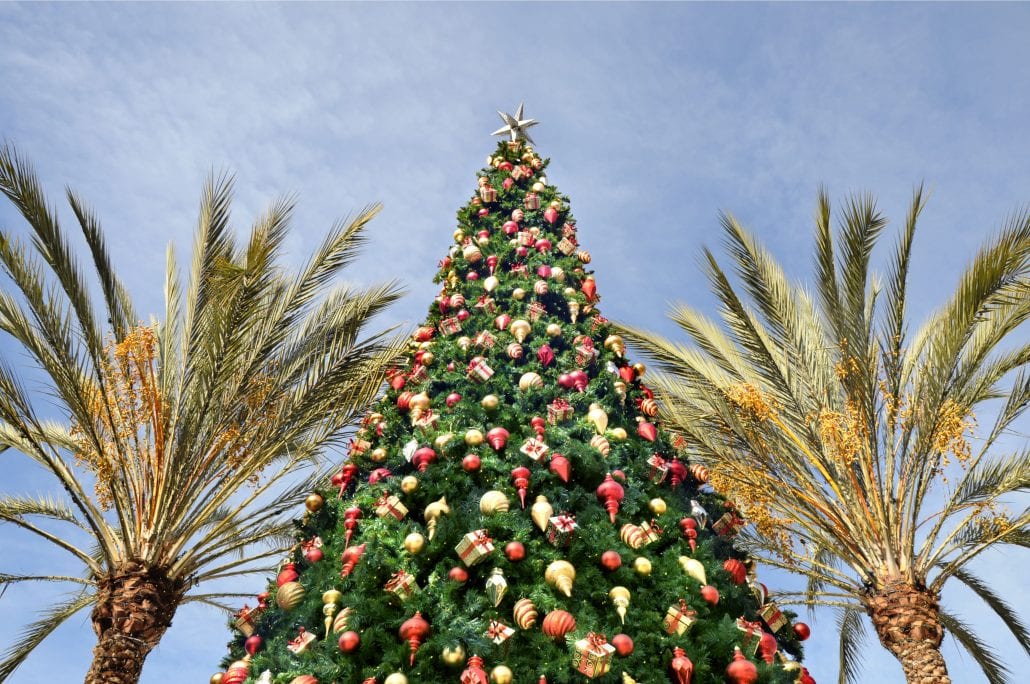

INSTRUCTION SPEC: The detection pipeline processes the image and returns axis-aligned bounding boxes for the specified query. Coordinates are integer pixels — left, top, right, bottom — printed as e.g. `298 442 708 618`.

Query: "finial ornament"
492 102 539 144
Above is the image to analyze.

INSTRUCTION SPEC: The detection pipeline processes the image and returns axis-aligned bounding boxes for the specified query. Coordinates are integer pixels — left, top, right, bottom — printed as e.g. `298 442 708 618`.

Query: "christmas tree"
213 107 815 684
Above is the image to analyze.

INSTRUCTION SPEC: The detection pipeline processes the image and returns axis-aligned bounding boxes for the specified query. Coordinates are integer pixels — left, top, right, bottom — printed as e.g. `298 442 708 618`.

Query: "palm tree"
0 145 406 683
617 189 1029 684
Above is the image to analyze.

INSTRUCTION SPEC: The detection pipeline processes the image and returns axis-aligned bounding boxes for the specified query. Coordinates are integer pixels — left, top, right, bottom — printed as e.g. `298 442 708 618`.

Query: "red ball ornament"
700 584 720 605
462 453 481 472
541 610 576 639
600 550 622 571
516 246 529 257
466 272 478 281
446 392 462 407
303 546 323 563
611 633 634 657
799 667 817 684
726 646 758 684
504 541 526 562
457 309 470 321
793 622 811 641
449 566 469 583
611 469 626 482
338 630 361 653
276 562 298 587
244 635 262 655
390 374 406 391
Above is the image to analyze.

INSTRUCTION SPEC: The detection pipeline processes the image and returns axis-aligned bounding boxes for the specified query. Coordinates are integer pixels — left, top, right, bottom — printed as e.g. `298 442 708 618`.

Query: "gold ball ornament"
453 229 465 243
370 447 387 462
210 675 224 684
633 557 652 575
481 394 500 411
434 432 453 449
649 498 668 515
410 392 431 411
404 532 426 554
632 362 646 377
491 665 514 684
465 429 485 446
276 581 305 610
546 323 562 337
563 286 577 298
384 674 408 684
401 475 419 494
609 427 628 441
420 351 434 366
512 287 526 301
532 181 545 192
441 643 466 666
305 493 324 513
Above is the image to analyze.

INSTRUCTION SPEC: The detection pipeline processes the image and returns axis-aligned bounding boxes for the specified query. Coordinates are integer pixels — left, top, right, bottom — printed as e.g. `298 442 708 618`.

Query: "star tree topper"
492 103 539 144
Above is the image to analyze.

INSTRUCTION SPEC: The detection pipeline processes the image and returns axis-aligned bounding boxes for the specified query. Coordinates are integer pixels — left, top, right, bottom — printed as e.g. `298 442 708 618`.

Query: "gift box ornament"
234 604 263 637
562 222 577 237
349 437 371 457
439 316 462 335
713 511 746 536
557 236 578 256
527 301 547 322
412 409 438 431
646 454 669 484
467 356 495 382
547 398 573 425
575 337 598 366
375 492 408 520
572 633 616 678
546 514 578 548
384 570 419 602
664 600 698 635
735 617 764 656
520 436 550 462
474 295 497 313
286 627 316 654
511 164 530 181
479 185 497 203
524 192 541 210
759 600 788 632
473 330 497 348
407 364 428 384
487 619 515 645
517 231 535 246
639 519 663 545
455 529 495 567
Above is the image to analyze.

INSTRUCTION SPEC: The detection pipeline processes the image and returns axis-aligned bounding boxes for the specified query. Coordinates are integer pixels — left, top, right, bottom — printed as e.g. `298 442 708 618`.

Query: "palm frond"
0 590 94 681
945 567 1030 656
835 605 867 684
937 609 1011 684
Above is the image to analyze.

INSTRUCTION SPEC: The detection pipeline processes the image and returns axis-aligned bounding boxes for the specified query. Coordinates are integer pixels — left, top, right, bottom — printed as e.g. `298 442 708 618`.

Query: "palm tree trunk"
866 580 950 684
84 560 185 684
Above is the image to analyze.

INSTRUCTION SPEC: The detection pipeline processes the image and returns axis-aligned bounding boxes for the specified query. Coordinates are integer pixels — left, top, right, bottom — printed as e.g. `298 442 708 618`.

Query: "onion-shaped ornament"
513 598 538 629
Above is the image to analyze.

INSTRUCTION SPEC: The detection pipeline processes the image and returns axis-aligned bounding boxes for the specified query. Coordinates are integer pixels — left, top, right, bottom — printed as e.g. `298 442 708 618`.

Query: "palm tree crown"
617 189 1029 684
0 145 406 683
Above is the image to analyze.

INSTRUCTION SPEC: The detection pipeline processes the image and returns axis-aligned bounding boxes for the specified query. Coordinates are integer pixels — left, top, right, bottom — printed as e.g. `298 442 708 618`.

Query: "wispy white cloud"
1 2 1028 682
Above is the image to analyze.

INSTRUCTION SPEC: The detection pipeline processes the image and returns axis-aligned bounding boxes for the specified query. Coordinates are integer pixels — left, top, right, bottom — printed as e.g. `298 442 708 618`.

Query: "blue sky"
1 2 1028 682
